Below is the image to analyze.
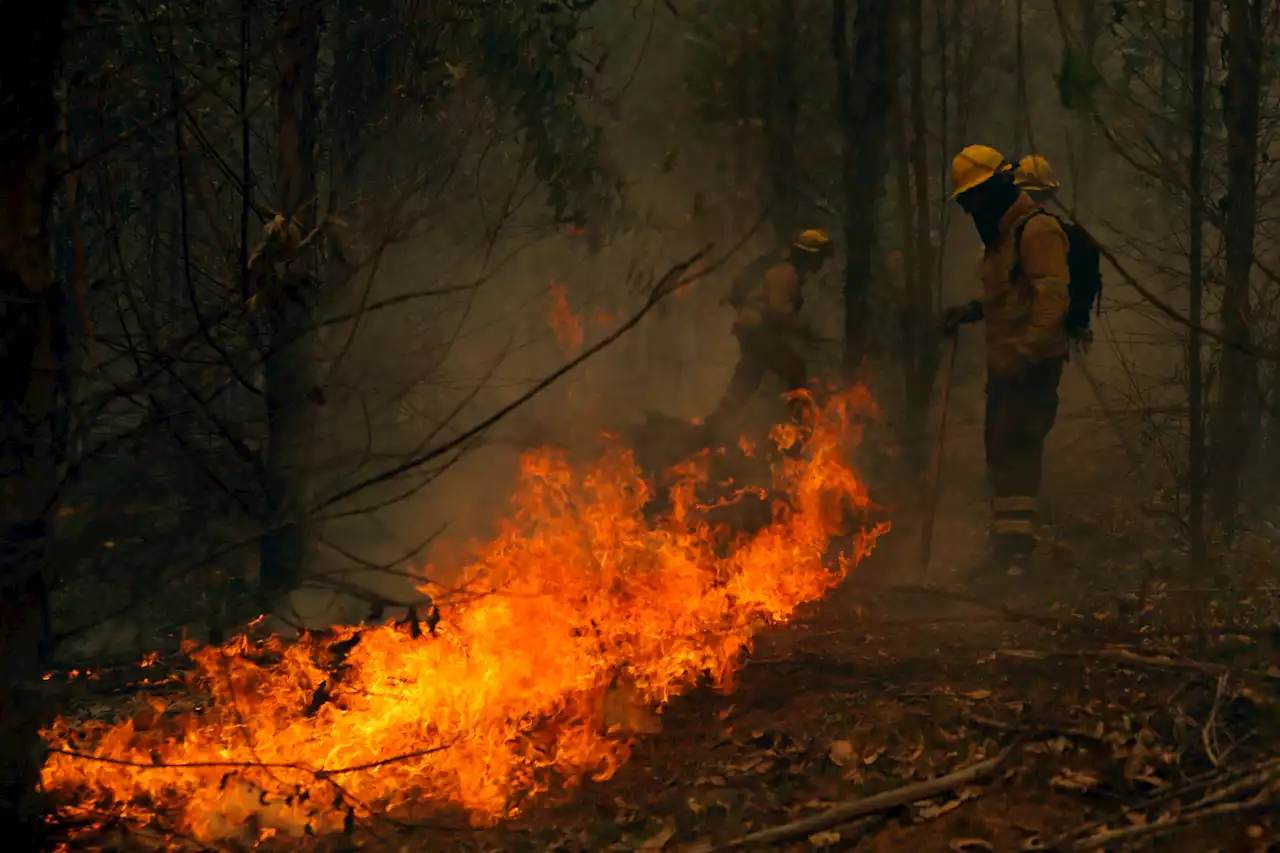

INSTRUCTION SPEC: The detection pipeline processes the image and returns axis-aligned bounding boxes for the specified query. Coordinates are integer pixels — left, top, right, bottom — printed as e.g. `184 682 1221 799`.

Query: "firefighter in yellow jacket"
942 145 1071 566
704 229 833 434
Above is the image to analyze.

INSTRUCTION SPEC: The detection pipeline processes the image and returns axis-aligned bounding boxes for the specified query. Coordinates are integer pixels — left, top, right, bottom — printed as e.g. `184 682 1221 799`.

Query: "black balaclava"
789 246 827 279
957 173 1020 248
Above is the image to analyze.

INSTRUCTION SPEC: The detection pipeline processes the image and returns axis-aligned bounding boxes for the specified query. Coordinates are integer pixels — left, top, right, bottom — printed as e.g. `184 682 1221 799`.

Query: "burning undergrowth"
41 389 887 846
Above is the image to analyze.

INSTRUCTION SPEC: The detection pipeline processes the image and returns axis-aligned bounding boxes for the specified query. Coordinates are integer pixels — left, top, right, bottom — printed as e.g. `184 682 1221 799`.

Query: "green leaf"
1057 45 1102 112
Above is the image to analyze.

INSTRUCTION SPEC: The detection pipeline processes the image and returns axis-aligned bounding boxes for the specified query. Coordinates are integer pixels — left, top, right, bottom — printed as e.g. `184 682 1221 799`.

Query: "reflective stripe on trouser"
991 495 1036 537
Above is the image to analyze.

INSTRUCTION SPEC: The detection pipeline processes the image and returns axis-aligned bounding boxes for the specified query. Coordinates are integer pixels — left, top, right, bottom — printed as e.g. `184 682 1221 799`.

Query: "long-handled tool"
918 331 961 583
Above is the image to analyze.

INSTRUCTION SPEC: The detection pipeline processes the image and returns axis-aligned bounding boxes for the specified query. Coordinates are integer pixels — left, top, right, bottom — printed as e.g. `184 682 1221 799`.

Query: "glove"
941 300 983 334
1069 326 1094 356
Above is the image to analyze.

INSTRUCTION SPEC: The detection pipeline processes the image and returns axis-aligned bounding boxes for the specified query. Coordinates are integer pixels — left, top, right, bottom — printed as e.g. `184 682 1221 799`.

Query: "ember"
41 390 886 844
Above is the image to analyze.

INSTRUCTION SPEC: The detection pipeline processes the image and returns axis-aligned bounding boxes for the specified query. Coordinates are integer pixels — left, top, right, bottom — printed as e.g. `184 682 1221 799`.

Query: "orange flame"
546 281 584 353
42 390 886 844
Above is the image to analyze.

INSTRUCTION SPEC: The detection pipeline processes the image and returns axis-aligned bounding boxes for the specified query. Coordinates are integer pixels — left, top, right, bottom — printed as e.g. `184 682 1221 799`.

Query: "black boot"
963 532 1036 589
990 532 1036 576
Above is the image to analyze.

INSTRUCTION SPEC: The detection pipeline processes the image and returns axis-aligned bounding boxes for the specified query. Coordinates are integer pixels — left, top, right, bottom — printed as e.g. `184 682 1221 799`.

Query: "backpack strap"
1008 209 1057 283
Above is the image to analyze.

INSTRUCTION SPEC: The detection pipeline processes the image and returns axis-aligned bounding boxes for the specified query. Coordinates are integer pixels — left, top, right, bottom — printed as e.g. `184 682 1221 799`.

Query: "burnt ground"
314 511 1279 853
45 397 1280 853
45 510 1280 853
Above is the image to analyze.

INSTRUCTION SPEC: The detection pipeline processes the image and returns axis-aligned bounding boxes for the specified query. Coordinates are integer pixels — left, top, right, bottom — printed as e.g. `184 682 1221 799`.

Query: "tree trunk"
767 0 799 241
1071 0 1103 211
260 0 320 604
1210 0 1262 536
902 0 940 478
833 0 899 376
323 0 363 315
1186 0 1210 573
890 98 917 379
0 0 68 843
1012 0 1026 153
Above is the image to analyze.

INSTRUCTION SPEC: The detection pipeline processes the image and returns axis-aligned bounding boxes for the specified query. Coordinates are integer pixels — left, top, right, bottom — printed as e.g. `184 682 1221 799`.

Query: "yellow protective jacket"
734 262 804 334
974 193 1071 376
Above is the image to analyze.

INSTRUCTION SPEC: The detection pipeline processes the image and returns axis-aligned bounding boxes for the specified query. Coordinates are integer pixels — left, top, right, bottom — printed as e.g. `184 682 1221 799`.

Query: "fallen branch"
1032 759 1280 851
996 646 1228 675
1044 791 1270 851
965 714 1110 745
707 747 1013 850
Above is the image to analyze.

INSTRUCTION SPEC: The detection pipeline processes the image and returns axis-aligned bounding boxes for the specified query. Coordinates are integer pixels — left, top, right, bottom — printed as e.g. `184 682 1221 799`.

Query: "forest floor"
45 408 1280 852
46 527 1280 853
396 518 1280 853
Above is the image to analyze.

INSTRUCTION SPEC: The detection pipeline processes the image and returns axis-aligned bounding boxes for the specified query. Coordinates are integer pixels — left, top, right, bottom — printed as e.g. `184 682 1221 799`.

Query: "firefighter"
704 228 834 435
941 145 1071 570
1014 153 1104 350
1013 154 1061 203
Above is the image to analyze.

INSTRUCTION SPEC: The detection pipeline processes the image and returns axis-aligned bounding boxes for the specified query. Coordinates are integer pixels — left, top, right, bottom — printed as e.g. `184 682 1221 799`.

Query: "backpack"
1010 211 1102 337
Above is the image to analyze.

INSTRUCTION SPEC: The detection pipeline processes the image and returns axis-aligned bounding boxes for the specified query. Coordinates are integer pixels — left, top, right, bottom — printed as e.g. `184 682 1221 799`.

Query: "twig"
965 714 1109 745
1071 353 1145 473
1034 759 1280 851
47 738 458 779
1050 790 1270 851
1183 757 1280 812
1201 671 1228 767
994 646 1228 675
706 747 1013 850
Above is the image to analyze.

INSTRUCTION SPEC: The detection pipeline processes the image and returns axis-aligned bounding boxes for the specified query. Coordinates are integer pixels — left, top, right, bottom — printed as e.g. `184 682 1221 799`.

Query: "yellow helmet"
1014 154 1060 191
949 144 1011 198
793 228 832 253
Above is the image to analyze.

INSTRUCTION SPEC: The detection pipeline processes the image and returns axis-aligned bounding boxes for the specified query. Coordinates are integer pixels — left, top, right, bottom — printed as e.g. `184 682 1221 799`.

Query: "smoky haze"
285 7 825 629
56 0 1194 648
18 0 1280 850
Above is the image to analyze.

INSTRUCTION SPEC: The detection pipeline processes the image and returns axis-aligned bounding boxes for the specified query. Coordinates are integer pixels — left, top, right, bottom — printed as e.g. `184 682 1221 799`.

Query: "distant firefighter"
704 229 833 435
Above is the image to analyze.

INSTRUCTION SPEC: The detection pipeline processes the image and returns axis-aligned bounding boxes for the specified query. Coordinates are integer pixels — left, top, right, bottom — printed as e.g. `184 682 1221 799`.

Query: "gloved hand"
1069 326 1094 356
941 300 983 334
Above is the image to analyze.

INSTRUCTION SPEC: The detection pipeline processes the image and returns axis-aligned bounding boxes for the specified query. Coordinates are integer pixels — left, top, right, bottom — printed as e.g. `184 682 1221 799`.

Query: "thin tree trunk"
239 0 254 303
904 0 939 477
1159 0 1175 151
933 0 953 304
891 97 917 380
1211 0 1262 535
1186 0 1210 573
833 0 899 376
260 0 319 604
1012 0 1026 153
768 0 799 241
325 0 362 313
1072 0 1103 211
0 0 68 842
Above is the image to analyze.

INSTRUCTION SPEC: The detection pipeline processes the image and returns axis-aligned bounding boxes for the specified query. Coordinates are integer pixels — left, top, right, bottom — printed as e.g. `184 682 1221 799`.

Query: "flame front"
42 391 886 843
